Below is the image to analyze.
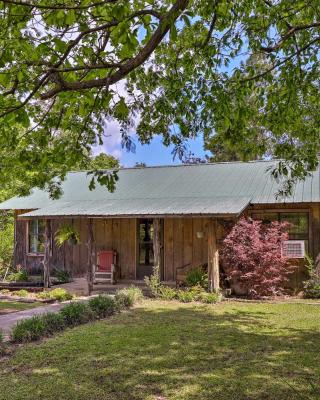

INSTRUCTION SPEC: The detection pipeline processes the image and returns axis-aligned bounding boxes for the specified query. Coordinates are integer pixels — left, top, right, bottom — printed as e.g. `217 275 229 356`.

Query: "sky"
93 111 210 167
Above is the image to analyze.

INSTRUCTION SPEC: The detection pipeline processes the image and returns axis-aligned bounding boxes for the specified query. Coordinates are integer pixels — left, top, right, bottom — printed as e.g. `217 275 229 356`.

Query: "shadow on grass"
1 302 320 400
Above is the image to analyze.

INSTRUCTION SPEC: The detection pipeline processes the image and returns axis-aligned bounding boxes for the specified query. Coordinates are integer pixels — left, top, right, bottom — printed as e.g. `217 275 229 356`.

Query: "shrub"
12 289 29 297
200 292 221 304
60 302 94 326
115 287 143 309
36 288 73 302
188 284 206 301
7 270 28 282
160 286 177 300
221 217 296 298
303 255 320 298
185 267 208 288
177 290 194 303
0 289 10 295
89 295 117 318
11 316 45 343
53 268 71 284
42 313 66 335
48 288 73 302
144 265 162 297
0 330 3 343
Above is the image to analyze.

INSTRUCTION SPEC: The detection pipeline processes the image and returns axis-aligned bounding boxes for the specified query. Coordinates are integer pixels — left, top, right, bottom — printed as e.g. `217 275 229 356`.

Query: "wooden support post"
208 218 219 292
87 218 95 295
153 218 161 278
43 219 51 289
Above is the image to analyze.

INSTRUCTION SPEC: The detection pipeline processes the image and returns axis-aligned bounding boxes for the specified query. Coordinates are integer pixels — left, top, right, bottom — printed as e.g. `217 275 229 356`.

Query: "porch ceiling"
18 196 252 218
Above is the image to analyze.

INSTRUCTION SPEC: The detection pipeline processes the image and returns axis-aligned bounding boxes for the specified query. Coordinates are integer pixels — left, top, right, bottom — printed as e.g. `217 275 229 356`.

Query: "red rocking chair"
94 250 117 284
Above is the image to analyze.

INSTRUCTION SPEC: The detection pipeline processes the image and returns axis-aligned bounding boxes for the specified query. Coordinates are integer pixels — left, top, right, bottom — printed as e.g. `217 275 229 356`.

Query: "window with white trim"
28 219 45 254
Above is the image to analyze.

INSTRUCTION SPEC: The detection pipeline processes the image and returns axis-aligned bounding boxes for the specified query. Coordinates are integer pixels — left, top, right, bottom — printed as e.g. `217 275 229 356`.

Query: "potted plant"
55 224 80 247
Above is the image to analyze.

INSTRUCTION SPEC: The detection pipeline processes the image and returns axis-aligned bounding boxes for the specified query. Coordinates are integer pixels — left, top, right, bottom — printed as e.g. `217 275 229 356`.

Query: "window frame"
249 209 310 252
26 219 45 256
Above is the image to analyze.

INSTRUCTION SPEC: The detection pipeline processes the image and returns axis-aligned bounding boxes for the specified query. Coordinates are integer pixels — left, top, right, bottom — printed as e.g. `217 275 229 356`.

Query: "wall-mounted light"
196 231 204 239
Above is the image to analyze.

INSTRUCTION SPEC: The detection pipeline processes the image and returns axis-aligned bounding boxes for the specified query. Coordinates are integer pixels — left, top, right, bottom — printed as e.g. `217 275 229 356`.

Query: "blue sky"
95 118 210 167
121 135 209 167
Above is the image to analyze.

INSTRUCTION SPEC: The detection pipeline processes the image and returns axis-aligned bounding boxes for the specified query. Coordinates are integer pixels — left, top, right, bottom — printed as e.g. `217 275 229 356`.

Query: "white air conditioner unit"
282 240 305 259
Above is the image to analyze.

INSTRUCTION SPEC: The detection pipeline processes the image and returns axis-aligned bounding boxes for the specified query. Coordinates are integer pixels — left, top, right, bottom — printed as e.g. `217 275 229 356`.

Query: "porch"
15 215 222 295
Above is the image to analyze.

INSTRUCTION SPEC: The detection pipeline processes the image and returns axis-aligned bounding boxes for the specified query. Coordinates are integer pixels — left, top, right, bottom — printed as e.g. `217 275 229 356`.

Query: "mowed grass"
1 300 320 400
0 300 43 314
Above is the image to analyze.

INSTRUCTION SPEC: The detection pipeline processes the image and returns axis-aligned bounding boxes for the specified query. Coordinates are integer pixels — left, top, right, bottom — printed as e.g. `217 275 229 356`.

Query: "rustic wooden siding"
163 217 215 281
15 217 137 279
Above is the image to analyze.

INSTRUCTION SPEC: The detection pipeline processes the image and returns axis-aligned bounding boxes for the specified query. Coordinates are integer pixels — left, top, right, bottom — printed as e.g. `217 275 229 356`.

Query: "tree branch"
261 21 320 53
40 0 188 99
0 0 119 10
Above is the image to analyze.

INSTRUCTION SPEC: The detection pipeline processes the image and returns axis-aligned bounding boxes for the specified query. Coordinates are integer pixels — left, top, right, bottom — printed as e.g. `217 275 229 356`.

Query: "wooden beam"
153 218 161 277
43 219 51 289
87 218 95 295
208 218 219 292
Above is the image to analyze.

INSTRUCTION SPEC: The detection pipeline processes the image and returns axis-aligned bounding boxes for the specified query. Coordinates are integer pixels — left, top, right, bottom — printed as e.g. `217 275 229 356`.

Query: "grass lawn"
1 300 320 400
0 300 43 315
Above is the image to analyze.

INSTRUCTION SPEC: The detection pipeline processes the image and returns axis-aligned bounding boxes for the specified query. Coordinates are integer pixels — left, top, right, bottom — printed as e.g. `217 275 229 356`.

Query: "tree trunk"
153 218 161 277
87 219 95 295
208 218 219 292
43 219 52 289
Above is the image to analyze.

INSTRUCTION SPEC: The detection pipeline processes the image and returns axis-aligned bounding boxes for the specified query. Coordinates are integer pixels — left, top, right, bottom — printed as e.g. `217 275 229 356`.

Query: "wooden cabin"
0 161 318 293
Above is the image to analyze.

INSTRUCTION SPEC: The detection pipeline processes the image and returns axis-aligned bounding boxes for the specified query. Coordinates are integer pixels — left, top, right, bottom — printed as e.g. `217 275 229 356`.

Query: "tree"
134 162 147 168
86 153 119 170
0 1 319 195
221 217 295 298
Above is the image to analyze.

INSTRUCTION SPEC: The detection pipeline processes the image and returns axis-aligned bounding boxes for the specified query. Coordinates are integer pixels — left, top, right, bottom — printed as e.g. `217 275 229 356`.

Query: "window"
251 211 309 250
28 219 45 254
279 213 309 240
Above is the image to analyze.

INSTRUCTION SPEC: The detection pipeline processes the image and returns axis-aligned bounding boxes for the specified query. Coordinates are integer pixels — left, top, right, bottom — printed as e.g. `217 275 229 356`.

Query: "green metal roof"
0 161 319 217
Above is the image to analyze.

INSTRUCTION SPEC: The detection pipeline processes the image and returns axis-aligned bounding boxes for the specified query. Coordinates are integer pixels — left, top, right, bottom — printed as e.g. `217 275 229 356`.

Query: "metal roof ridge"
67 159 280 173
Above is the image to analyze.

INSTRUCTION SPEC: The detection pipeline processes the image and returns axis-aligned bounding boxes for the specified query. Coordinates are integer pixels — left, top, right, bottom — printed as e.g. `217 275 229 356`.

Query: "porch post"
87 218 95 295
43 219 51 289
208 218 219 292
153 218 161 277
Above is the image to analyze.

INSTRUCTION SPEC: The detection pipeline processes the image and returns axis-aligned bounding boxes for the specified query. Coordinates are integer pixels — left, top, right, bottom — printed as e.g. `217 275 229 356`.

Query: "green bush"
200 292 221 304
41 313 66 335
188 284 206 301
303 256 320 298
185 267 208 288
53 268 71 284
160 286 177 300
144 265 162 297
7 270 28 282
0 330 3 343
36 288 73 302
12 289 29 297
11 316 45 343
89 295 117 318
49 288 73 302
60 302 94 326
115 287 143 309
177 290 195 303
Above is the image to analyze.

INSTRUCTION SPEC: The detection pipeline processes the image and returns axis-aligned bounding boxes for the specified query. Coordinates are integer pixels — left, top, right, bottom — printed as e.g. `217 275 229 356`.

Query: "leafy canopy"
0 0 319 195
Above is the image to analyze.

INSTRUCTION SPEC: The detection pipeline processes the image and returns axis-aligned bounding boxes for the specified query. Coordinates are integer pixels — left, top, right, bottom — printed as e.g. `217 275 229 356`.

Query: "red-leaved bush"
221 217 296 298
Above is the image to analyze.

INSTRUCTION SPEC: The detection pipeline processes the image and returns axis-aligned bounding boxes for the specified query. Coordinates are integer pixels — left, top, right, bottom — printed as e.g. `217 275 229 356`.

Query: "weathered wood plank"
43 219 51 288
87 218 95 295
208 218 219 292
164 218 174 281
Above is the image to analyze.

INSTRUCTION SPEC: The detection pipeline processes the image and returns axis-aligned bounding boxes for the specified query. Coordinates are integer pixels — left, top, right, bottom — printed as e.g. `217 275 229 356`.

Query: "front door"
137 219 155 279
